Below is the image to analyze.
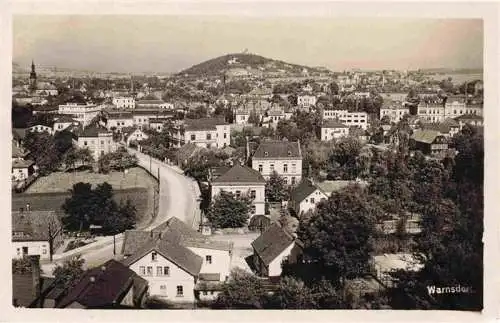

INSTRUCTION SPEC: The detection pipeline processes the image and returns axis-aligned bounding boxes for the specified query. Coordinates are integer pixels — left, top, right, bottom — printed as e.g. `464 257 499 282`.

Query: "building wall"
187 247 231 282
211 184 266 216
53 121 75 132
12 166 30 181
58 104 102 127
251 158 302 185
29 125 53 135
323 110 369 130
379 108 409 123
126 130 148 145
235 114 250 125
184 125 229 149
107 118 135 132
77 133 116 161
268 242 295 277
127 251 196 302
297 95 317 107
12 240 50 260
113 97 136 109
298 190 328 214
215 124 231 148
321 126 349 141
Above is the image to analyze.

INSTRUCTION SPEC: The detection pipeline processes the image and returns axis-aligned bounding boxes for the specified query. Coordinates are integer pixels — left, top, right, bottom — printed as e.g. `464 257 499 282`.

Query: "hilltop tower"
29 59 37 92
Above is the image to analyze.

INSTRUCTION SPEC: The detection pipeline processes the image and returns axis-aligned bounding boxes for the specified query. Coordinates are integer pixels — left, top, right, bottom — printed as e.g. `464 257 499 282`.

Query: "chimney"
29 255 41 306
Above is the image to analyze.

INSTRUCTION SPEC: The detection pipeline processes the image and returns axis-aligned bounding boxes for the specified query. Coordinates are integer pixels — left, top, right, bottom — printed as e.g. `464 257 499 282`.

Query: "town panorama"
11 19 483 311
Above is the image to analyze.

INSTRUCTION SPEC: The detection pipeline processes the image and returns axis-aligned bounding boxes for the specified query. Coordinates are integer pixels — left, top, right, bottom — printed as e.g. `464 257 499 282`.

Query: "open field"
25 167 156 193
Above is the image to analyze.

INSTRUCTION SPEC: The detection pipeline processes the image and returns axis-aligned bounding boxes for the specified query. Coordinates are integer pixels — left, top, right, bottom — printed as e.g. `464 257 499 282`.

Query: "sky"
13 16 483 73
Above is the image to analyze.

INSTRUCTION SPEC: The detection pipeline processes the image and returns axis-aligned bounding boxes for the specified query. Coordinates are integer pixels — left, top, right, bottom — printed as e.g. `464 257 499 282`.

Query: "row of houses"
112 97 175 110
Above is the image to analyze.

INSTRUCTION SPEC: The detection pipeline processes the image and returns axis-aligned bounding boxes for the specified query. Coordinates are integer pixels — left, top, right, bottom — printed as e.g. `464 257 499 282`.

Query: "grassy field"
14 167 158 226
26 167 156 193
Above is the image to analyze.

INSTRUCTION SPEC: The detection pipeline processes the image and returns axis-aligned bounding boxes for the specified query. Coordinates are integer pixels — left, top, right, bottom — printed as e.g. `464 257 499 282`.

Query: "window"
101 140 104 145
291 177 296 185
235 190 241 198
146 266 153 276
224 133 227 139
284 177 288 185
160 284 167 290
203 291 208 296
251 205 256 214
292 164 296 173
176 285 184 297
206 255 212 264
207 133 212 140
164 266 170 276
139 266 146 275
191 134 196 141
84 141 88 146
310 197 315 204
270 164 274 172
43 248 47 254
258 165 263 173
283 164 288 173
157 266 163 276
250 190 256 199
16 248 20 256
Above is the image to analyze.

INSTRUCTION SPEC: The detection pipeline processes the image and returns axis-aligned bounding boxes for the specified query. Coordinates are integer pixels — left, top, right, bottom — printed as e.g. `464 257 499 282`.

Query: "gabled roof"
12 141 29 159
252 140 302 159
251 223 296 266
12 211 60 242
78 125 111 138
455 114 483 121
322 119 349 129
315 180 367 195
57 260 147 308
136 100 165 105
212 164 265 184
184 118 228 131
54 115 78 123
107 112 133 120
411 129 441 144
289 180 323 202
12 159 34 169
121 238 203 277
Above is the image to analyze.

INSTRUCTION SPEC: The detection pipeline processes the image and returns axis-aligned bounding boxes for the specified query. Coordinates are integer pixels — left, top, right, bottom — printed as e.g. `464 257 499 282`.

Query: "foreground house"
12 210 62 261
251 223 303 278
251 140 303 185
211 164 266 217
182 118 231 149
410 129 448 156
121 217 233 302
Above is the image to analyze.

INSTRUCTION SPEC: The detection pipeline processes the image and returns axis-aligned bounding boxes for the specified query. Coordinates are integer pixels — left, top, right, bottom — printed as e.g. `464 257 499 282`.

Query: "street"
42 148 201 275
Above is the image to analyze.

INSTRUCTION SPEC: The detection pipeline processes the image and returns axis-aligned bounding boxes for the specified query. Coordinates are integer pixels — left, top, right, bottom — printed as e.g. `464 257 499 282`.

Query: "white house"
12 210 62 261
379 101 410 123
58 103 103 127
105 112 135 132
121 217 233 302
321 119 349 141
180 118 230 149
123 127 149 146
211 164 266 217
323 109 369 130
297 95 317 108
251 140 303 185
251 223 303 277
234 109 250 125
53 116 79 132
75 126 117 161
112 96 136 109
289 180 328 216
122 239 202 302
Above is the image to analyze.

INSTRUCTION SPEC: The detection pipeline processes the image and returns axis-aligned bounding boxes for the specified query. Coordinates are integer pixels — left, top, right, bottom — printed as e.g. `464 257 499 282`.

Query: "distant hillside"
177 53 330 77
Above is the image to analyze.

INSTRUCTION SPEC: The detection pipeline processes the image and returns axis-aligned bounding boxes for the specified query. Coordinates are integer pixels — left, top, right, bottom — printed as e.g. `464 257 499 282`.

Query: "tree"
97 147 138 173
63 147 93 171
329 81 340 95
327 137 364 180
247 109 260 126
206 191 251 228
265 171 288 202
61 182 94 232
295 185 381 285
52 256 85 289
266 276 317 309
183 149 229 182
23 131 61 175
213 268 269 309
13 258 36 274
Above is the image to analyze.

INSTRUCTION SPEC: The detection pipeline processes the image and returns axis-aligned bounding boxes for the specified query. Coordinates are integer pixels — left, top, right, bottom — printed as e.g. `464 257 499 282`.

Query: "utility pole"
113 234 116 256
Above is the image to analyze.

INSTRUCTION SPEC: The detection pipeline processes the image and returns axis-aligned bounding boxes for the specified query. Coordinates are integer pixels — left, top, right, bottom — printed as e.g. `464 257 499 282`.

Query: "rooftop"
289 180 322 202
252 140 302 159
78 125 112 138
411 129 441 144
251 223 297 266
322 119 349 129
184 117 228 131
212 164 266 184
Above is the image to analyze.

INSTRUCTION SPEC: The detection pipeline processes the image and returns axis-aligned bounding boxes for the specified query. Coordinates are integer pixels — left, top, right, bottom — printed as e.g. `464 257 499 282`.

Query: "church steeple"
29 59 37 92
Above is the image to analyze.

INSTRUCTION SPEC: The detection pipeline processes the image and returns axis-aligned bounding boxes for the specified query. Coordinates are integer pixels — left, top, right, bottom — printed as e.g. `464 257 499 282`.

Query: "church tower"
29 59 37 92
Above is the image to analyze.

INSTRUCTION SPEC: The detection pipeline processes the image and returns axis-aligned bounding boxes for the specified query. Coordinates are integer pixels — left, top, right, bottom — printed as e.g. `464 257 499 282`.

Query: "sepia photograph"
6 4 493 317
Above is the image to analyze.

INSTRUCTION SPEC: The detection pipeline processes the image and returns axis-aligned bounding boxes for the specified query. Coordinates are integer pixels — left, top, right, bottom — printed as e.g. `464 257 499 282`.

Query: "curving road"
42 147 201 273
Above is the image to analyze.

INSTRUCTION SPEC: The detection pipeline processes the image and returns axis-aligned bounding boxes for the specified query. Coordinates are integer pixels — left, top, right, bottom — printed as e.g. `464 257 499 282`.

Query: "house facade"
112 96 136 109
323 109 369 130
106 113 135 132
321 119 349 141
181 118 230 149
58 103 103 127
211 165 266 216
76 126 117 161
411 129 449 156
251 140 303 185
53 116 79 132
289 180 328 216
297 95 317 107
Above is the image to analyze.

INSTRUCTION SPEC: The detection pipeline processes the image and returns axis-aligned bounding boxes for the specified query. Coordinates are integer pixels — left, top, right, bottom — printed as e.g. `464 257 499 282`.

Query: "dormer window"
287 151 292 156
264 152 269 157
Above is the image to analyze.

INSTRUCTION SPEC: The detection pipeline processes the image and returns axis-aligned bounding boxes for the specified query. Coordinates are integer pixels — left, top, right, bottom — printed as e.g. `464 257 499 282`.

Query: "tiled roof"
136 100 165 105
455 114 483 121
184 118 228 131
315 180 367 195
12 211 60 242
12 159 34 169
12 141 29 159
212 164 266 184
121 238 203 277
252 140 302 159
57 259 147 308
107 112 133 120
411 129 441 144
54 115 78 123
251 223 295 266
78 126 111 138
322 119 349 128
289 180 321 202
